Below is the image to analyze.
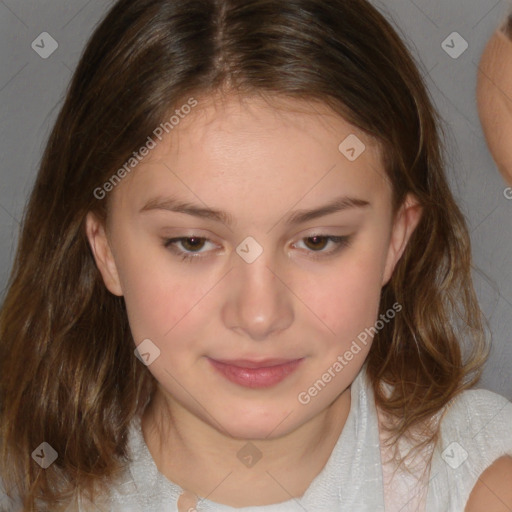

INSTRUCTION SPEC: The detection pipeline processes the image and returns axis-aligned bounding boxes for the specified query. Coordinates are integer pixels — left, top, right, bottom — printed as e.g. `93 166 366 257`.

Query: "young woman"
1 0 511 510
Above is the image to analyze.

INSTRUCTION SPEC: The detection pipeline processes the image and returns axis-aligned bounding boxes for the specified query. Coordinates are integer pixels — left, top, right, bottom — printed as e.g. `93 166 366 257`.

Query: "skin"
471 21 512 512
477 26 512 185
465 455 512 511
86 92 424 507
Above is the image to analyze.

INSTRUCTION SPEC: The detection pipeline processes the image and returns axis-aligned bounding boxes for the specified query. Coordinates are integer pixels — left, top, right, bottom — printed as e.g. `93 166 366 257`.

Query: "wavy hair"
0 0 488 509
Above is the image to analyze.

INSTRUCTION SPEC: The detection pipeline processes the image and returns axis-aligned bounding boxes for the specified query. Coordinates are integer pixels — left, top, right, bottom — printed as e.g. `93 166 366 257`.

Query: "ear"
382 193 422 286
85 211 124 296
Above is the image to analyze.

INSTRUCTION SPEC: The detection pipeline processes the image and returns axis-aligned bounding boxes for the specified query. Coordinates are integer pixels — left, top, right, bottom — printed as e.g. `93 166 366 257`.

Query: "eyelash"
163 234 352 262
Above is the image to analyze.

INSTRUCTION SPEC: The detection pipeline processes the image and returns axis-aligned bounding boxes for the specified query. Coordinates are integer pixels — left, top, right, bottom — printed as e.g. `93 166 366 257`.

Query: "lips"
212 358 300 369
208 357 304 388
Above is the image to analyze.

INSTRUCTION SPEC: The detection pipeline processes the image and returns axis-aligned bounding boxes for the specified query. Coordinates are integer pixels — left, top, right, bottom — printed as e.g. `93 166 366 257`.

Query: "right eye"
163 236 219 262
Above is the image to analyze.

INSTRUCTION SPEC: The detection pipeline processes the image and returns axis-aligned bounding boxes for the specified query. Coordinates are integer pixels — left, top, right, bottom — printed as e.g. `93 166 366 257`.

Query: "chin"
215 410 301 441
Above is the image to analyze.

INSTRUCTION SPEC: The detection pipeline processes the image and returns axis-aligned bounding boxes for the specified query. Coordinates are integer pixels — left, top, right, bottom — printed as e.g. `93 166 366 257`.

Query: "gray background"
0 0 511 398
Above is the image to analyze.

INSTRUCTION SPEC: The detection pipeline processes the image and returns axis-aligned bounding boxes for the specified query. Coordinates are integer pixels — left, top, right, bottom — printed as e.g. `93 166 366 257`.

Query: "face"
86 93 421 440
477 27 512 185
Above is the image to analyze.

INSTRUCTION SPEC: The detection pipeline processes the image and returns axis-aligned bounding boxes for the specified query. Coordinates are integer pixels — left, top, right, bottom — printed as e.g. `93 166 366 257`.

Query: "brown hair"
0 0 488 509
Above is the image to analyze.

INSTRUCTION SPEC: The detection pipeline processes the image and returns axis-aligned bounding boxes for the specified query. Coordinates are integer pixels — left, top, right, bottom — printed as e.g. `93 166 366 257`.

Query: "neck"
141 385 352 508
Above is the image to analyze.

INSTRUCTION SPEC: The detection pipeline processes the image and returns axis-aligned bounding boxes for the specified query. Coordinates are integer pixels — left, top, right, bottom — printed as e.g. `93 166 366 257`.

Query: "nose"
221 247 294 341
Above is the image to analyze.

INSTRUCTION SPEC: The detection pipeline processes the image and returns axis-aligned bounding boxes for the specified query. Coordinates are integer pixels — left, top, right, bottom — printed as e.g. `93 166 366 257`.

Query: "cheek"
299 245 386 344
122 278 190 343
113 235 211 343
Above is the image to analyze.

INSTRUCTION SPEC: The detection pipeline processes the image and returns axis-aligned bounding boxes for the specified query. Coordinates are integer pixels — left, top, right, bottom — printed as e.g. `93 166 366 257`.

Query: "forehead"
110 92 390 215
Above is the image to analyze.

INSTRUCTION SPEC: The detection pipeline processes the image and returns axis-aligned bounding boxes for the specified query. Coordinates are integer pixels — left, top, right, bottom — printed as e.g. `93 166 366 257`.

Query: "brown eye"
179 237 206 252
303 235 330 251
294 234 352 260
163 236 216 262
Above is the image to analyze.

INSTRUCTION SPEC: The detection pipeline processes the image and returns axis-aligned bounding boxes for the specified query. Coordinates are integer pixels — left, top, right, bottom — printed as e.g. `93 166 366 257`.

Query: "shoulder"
441 385 511 423
427 386 512 510
437 386 512 447
451 387 512 512
465 455 512 511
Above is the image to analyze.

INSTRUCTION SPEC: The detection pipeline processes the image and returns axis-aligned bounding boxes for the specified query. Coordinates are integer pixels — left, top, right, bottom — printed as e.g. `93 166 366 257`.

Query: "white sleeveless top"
2 363 511 511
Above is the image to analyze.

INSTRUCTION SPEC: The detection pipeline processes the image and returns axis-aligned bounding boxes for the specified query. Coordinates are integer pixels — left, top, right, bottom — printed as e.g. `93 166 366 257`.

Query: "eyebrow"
140 195 370 226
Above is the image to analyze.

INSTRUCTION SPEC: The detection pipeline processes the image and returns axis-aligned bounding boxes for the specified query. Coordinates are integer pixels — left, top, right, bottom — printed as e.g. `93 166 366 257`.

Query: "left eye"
163 234 351 262
294 235 347 253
